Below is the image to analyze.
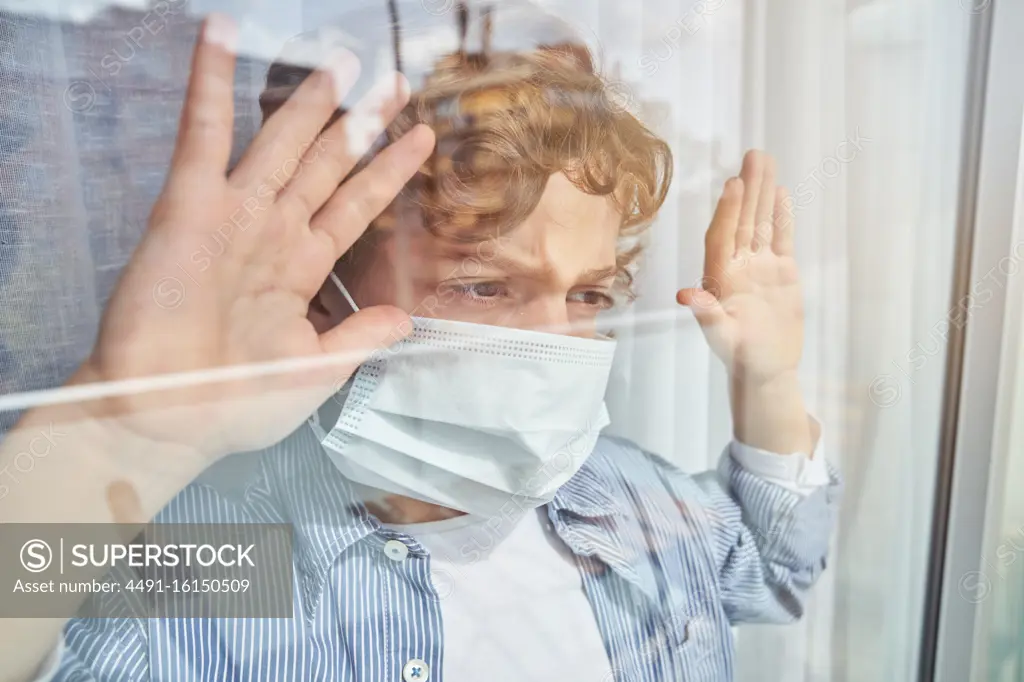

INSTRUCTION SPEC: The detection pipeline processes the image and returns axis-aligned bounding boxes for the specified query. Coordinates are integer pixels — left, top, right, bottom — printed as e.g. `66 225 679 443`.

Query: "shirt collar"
547 441 661 603
263 427 656 616
547 454 624 519
260 426 378 620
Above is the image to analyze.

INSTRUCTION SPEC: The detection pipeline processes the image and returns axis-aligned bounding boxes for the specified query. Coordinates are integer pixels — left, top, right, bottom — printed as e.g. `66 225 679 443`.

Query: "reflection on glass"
0 0 987 681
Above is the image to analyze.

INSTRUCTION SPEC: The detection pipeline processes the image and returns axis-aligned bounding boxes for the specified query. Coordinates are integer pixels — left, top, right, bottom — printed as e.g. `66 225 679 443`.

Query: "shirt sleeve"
690 446 842 624
644 433 843 626
729 437 831 497
43 616 150 681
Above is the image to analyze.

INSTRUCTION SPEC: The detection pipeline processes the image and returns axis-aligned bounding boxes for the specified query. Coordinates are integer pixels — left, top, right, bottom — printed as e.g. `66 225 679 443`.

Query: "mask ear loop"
329 271 361 313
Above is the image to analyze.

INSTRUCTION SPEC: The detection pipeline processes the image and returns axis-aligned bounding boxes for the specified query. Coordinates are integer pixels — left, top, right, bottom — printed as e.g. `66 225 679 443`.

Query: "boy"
1 3 839 681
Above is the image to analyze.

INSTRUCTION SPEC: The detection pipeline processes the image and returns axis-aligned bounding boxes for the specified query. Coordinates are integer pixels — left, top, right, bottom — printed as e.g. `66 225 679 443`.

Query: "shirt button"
384 539 409 562
402 658 429 681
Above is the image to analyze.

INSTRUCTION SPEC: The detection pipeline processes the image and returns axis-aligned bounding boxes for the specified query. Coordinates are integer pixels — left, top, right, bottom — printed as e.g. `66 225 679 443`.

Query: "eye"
568 289 615 309
448 281 510 304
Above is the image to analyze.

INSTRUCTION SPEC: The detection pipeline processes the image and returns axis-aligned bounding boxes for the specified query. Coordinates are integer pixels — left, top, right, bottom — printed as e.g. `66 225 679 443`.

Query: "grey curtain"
0 6 268 434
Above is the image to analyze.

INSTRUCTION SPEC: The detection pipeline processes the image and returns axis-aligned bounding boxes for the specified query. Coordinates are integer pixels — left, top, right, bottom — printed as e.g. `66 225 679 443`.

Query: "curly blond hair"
259 25 672 297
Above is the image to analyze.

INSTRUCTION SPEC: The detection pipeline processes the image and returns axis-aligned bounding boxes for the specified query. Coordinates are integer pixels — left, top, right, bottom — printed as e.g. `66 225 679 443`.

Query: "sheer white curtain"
586 0 972 681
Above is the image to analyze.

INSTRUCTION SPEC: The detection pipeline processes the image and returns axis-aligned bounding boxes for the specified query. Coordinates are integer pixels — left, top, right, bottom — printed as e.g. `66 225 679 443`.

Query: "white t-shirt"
379 444 830 682
386 508 616 682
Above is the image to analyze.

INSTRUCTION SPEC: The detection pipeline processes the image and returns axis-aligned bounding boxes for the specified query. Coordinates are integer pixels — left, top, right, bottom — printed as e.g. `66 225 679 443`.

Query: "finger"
705 177 743 262
310 124 435 258
753 154 776 252
735 150 763 251
676 288 735 349
168 14 239 183
319 305 413 371
228 49 360 192
772 185 795 255
677 287 713 307
281 72 412 221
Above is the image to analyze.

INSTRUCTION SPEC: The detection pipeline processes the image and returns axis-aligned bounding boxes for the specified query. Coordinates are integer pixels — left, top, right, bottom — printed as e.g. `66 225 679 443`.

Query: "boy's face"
311 172 623 338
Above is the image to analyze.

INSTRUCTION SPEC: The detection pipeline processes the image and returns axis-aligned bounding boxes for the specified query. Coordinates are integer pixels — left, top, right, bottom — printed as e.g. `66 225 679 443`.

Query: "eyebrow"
438 247 618 285
576 266 620 284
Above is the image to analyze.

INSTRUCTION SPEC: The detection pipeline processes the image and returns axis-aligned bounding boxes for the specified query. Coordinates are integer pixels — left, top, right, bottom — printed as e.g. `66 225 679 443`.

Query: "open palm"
677 150 804 384
84 15 435 460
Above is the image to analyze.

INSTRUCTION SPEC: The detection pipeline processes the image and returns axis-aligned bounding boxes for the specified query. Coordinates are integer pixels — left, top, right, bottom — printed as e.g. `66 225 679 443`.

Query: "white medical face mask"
308 273 616 517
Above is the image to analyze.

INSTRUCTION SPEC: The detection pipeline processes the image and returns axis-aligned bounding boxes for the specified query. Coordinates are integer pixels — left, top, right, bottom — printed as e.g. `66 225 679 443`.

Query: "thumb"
319 305 412 374
676 287 725 321
676 287 735 349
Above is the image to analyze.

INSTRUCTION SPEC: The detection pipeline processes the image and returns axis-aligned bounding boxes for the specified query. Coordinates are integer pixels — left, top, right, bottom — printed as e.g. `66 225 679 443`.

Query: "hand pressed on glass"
676 150 815 455
81 14 435 461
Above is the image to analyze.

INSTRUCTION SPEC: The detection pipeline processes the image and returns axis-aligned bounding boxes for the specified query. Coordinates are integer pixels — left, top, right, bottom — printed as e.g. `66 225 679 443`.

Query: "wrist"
70 360 218 466
1 364 209 525
729 369 814 454
729 366 801 394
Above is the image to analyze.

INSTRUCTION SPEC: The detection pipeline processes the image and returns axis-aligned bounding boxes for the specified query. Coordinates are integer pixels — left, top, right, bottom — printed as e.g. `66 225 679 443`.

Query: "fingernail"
203 13 238 53
362 72 410 115
345 111 384 157
328 50 361 106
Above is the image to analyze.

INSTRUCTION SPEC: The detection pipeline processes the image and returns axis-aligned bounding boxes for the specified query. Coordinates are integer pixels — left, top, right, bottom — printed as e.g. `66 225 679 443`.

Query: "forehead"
530 173 622 227
384 172 622 279
482 173 621 262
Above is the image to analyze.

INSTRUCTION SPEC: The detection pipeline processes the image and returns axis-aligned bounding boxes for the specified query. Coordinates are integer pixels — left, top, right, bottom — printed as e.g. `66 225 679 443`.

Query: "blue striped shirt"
51 425 841 681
